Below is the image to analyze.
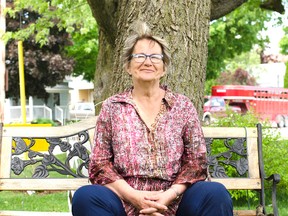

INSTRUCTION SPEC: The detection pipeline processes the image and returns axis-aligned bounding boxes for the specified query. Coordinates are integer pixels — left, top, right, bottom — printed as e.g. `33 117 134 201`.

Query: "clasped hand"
133 189 175 216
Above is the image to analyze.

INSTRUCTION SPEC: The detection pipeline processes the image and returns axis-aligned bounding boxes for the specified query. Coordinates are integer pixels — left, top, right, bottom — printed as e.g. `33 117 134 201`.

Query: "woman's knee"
177 181 233 216
72 185 126 216
202 182 233 215
192 181 232 204
72 185 98 207
202 181 231 199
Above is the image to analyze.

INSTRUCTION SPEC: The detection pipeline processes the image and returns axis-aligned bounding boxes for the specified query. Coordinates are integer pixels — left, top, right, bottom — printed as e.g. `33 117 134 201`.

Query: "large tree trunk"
87 0 284 114
114 1 212 114
88 0 211 115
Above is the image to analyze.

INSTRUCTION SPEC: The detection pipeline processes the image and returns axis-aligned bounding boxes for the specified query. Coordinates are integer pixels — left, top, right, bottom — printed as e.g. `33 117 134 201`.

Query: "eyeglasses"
130 53 163 64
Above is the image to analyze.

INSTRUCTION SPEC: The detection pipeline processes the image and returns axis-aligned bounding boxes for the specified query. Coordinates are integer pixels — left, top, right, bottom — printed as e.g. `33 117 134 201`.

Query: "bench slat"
211 178 261 190
2 117 97 137
233 210 256 216
203 127 257 138
0 179 89 191
0 178 261 191
0 136 13 178
247 137 260 179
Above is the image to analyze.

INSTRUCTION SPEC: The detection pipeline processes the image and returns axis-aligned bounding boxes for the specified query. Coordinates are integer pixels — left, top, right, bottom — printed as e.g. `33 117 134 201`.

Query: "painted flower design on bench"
205 137 249 178
33 164 49 178
11 157 36 175
11 131 90 178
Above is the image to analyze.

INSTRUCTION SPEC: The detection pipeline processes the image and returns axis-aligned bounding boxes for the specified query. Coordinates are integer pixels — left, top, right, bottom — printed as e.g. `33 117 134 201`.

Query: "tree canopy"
205 0 287 93
215 68 257 86
207 0 276 80
5 2 74 100
65 27 98 82
280 26 288 88
3 0 286 105
280 26 288 55
4 0 97 100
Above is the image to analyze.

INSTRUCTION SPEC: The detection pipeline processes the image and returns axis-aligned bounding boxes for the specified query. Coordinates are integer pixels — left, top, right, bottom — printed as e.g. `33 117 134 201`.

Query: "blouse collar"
110 85 176 108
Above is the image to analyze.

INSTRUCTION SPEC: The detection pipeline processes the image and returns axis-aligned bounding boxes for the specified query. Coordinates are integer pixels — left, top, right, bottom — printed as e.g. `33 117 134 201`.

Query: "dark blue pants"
72 181 233 216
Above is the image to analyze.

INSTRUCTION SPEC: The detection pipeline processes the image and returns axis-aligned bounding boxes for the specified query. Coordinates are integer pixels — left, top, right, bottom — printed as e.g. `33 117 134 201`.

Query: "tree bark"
87 0 118 112
88 0 211 115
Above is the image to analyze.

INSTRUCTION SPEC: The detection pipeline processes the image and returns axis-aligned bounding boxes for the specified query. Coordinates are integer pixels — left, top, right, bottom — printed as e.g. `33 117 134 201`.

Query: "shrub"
31 118 57 126
208 110 288 202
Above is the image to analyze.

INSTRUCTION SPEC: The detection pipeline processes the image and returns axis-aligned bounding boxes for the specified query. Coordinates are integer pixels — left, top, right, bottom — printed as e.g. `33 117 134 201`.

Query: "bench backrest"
0 117 97 191
204 126 261 190
0 117 262 192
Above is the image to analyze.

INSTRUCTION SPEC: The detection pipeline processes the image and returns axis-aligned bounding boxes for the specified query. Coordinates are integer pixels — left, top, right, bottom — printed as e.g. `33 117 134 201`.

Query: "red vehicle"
210 85 288 127
202 96 241 125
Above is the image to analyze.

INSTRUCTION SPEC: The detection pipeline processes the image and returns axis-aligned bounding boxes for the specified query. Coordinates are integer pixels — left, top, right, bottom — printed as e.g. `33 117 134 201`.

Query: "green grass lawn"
1 190 287 215
0 153 76 212
0 191 69 212
233 192 288 216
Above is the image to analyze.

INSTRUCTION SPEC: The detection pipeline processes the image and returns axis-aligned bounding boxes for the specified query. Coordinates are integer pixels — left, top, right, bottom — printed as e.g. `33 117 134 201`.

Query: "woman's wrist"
168 187 180 200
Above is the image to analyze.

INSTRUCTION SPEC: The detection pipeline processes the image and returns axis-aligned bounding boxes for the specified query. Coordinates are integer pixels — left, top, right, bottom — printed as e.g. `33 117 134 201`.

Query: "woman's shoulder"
173 92 191 101
163 86 193 105
173 93 195 109
102 88 132 105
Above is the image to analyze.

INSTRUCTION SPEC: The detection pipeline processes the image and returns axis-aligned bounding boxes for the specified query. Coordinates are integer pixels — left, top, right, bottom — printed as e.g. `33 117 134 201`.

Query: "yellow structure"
18 41 27 124
5 123 52 152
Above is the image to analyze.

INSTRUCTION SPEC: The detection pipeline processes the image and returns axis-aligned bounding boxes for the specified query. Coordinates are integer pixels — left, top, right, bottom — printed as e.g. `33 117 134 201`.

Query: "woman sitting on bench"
72 21 233 216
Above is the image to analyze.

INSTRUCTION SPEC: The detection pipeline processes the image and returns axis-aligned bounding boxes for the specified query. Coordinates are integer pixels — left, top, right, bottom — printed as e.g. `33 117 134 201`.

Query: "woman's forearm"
104 179 136 201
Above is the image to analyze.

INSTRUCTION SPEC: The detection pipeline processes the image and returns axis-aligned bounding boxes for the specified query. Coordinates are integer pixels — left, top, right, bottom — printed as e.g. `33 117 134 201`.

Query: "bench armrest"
265 173 280 216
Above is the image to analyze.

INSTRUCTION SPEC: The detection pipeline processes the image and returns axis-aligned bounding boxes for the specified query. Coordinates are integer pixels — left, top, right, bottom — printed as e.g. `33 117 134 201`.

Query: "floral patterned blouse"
89 86 208 216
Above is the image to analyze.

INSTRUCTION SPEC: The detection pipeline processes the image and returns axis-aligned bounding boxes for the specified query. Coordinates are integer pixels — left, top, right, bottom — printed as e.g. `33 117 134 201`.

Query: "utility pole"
0 0 6 148
18 40 27 123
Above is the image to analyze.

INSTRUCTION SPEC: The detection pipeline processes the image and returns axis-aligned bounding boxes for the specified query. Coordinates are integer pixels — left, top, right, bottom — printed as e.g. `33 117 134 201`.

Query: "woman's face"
127 39 165 83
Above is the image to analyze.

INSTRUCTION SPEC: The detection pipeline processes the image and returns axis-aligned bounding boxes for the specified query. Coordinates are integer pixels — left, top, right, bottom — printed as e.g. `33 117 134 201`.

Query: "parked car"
202 96 241 125
69 102 95 120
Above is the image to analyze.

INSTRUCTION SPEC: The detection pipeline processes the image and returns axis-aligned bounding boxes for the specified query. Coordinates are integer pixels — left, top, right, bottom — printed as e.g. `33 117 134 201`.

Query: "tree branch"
210 0 247 21
210 0 285 21
260 0 285 14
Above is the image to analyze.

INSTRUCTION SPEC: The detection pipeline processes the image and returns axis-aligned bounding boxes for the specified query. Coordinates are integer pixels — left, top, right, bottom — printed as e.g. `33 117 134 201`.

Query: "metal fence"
4 105 52 124
55 105 69 125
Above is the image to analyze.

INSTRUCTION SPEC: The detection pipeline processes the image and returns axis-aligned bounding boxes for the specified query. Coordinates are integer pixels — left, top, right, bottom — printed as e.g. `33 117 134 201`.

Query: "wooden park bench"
0 118 280 216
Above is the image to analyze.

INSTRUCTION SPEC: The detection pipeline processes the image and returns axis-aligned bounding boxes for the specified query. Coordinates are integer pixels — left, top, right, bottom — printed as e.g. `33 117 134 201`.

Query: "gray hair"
123 21 171 71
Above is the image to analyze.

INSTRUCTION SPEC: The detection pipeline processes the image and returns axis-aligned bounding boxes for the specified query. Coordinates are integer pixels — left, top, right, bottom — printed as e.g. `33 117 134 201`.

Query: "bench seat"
0 118 280 216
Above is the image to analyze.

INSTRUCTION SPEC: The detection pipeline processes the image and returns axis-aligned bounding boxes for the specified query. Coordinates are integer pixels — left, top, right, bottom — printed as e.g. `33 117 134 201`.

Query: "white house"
67 75 94 105
4 75 94 125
